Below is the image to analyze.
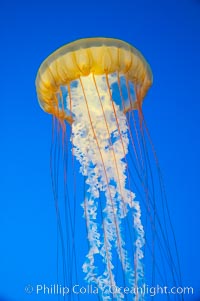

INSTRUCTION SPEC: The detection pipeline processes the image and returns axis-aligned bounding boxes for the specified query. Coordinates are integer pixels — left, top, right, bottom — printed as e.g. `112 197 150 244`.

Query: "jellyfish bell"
36 38 152 122
36 38 183 301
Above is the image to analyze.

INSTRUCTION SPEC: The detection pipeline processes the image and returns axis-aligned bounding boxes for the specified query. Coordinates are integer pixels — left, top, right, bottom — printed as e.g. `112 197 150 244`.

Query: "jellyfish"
35 38 183 301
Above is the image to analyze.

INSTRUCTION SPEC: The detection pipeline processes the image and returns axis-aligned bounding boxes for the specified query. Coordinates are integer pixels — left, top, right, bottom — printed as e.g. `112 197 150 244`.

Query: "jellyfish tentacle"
106 74 145 296
73 77 121 300
69 78 146 300
93 74 134 278
81 76 132 292
82 196 101 284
